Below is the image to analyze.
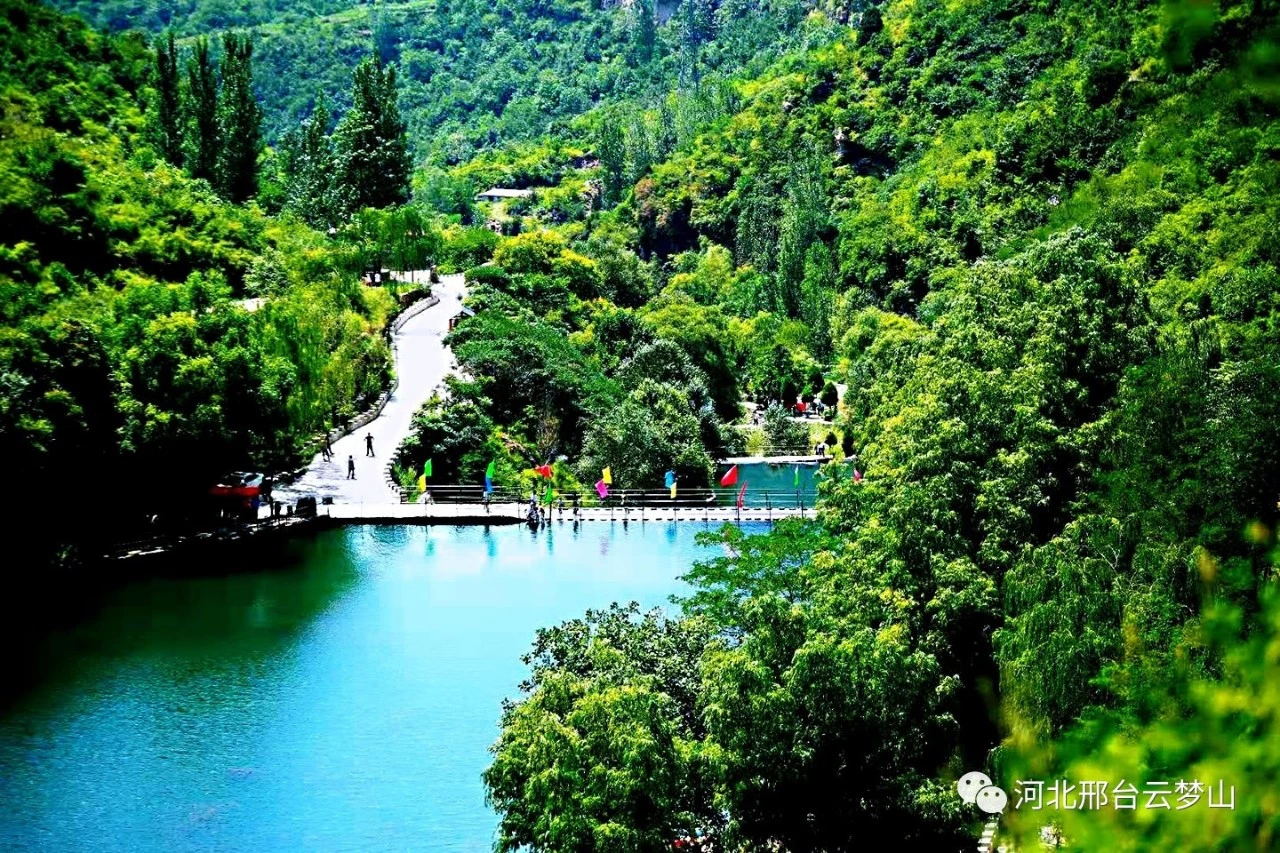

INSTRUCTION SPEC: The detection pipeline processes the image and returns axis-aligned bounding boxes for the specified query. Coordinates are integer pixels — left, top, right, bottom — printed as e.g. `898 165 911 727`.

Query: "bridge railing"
734 445 839 456
399 484 818 510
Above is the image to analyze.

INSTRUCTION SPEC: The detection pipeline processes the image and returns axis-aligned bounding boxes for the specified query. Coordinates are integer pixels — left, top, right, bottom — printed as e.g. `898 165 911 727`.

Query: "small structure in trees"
475 187 533 203
448 305 475 331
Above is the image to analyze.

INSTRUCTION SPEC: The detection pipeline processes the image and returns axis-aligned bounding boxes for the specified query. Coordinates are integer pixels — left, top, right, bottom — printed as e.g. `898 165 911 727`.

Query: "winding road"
276 273 466 507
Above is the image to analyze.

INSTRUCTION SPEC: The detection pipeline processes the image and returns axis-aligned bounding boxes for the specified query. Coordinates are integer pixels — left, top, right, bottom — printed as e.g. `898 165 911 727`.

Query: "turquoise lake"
0 522 760 851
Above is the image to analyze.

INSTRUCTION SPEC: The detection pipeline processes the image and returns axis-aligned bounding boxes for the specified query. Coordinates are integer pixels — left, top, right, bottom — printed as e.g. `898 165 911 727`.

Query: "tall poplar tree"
333 56 411 214
776 152 828 318
630 0 656 65
185 37 219 185
597 119 626 208
150 31 183 167
216 32 262 203
282 96 338 227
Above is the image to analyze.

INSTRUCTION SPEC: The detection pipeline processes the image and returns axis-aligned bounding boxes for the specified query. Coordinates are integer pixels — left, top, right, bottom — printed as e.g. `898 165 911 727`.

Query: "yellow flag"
417 474 426 492
670 482 677 499
602 467 613 485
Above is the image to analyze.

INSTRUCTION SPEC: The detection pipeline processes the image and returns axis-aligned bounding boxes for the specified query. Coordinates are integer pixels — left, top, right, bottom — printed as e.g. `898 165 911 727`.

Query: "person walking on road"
322 435 333 462
347 455 356 479
365 433 375 457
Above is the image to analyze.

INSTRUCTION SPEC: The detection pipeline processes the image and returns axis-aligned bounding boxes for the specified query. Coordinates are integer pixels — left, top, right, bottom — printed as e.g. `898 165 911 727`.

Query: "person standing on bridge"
347 455 356 479
365 433 375 457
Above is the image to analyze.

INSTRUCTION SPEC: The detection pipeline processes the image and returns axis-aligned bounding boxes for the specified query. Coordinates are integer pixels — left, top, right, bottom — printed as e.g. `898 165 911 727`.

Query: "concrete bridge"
318 502 810 525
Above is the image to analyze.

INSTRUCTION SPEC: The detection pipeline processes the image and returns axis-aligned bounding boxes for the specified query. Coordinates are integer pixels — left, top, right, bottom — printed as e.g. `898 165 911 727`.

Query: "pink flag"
736 482 747 509
595 479 609 499
853 469 863 483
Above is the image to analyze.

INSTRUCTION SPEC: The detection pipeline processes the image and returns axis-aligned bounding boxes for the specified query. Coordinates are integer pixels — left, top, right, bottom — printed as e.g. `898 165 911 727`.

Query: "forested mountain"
35 0 353 32
3 0 1278 847
442 0 1280 848
50 0 831 162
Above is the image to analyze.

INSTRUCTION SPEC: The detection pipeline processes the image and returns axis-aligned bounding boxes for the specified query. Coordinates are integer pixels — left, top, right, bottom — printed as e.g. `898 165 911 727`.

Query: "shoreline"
97 504 807 573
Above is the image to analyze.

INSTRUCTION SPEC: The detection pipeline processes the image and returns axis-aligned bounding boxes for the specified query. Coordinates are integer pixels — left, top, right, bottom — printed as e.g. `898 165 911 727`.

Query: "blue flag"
664 470 676 488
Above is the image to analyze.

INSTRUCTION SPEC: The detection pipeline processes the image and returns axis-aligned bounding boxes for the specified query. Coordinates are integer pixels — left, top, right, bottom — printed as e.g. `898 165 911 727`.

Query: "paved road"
277 273 466 506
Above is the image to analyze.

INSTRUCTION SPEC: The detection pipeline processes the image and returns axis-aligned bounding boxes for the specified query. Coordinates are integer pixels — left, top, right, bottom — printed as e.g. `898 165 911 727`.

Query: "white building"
475 187 533 202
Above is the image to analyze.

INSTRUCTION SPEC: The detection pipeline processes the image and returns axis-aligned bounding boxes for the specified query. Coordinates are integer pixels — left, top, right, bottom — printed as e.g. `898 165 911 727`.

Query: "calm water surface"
0 522 754 852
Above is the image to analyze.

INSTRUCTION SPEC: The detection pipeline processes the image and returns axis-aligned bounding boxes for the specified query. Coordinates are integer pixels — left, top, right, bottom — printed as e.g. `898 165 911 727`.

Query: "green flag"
485 459 496 479
794 465 800 489
424 458 433 478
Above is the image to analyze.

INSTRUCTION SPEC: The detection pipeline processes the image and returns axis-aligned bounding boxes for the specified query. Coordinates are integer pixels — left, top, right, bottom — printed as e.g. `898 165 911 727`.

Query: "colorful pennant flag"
417 458 432 492
602 466 613 485
595 479 609 499
736 481 747 509
793 465 801 489
853 468 863 483
485 459 496 494
535 464 553 478
664 470 676 488
719 465 739 487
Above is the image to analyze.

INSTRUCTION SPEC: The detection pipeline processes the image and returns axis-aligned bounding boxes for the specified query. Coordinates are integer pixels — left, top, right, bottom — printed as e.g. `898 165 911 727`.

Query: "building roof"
476 187 533 199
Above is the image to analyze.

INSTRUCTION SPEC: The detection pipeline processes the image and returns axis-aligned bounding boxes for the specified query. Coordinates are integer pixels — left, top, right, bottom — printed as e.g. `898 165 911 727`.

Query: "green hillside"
2 0 1278 847
50 0 831 162
0 0 396 568
454 0 1280 847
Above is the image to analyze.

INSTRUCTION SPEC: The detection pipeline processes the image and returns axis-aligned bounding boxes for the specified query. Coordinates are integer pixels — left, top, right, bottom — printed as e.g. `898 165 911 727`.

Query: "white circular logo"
976 785 1008 814
957 771 993 804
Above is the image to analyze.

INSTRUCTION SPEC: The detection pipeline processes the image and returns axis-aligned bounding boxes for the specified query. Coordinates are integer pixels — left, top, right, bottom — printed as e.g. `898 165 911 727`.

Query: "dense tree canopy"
471 0 1280 848
4 0 1279 848
0 0 396 571
51 0 829 163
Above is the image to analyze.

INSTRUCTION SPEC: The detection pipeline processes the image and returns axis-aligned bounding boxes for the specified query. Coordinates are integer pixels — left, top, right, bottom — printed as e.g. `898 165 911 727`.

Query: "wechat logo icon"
957 770 1006 852
957 770 1007 814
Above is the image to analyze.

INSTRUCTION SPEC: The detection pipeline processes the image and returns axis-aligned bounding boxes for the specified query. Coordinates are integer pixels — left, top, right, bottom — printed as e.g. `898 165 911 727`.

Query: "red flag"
719 465 739 487
535 464 553 478
736 482 747 509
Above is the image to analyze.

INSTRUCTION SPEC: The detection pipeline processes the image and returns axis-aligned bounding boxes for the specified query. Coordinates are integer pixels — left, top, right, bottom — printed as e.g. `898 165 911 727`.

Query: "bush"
820 381 838 408
762 403 809 454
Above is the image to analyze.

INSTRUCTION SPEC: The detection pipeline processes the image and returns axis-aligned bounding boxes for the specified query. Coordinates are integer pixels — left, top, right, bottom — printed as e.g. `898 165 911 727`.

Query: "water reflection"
0 522 767 851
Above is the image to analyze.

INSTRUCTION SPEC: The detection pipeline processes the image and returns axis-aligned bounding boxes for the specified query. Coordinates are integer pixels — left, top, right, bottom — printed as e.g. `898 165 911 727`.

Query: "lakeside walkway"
276 273 466 505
